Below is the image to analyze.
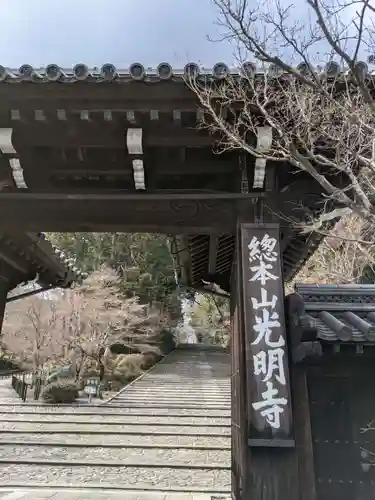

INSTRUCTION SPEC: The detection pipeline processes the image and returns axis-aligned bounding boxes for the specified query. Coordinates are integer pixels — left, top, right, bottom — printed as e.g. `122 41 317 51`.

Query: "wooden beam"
0 191 260 201
0 82 197 116
23 160 236 177
0 192 257 233
12 124 214 149
208 235 218 273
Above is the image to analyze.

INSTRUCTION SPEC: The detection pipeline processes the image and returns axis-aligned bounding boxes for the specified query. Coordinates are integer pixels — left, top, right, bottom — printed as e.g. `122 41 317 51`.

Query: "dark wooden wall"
307 353 375 500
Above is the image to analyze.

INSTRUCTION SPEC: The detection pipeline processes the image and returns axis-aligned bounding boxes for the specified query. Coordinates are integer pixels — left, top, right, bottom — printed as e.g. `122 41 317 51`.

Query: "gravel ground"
0 414 230 426
0 465 231 491
0 406 231 416
0 433 231 448
0 445 231 465
0 422 230 435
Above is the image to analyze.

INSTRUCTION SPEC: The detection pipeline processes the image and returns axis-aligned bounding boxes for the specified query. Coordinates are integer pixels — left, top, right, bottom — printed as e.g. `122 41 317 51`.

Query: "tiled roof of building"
0 61 372 83
294 284 375 343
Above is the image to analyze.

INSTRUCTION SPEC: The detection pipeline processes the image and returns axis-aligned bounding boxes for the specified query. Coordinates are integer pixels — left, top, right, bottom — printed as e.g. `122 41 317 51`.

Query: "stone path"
0 346 231 499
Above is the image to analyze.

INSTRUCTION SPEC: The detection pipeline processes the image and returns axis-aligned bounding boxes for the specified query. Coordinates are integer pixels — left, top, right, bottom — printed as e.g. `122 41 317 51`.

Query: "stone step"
0 349 231 498
133 382 230 386
139 371 229 375
120 393 231 399
115 396 230 403
108 401 230 408
125 386 231 391
107 404 231 411
131 386 230 390
0 422 230 435
0 444 231 467
130 387 230 392
0 464 231 493
136 374 229 377
0 488 230 500
112 401 231 407
122 387 230 392
0 414 230 426
0 402 231 410
138 381 229 385
125 390 231 395
133 383 230 386
0 408 231 417
0 433 230 448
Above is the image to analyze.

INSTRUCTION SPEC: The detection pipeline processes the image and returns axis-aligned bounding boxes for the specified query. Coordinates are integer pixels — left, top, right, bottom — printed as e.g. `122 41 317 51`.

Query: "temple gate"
0 62 371 500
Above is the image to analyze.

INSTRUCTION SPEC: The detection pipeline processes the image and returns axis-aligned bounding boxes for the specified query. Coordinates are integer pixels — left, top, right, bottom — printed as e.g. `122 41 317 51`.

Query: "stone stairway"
0 345 231 499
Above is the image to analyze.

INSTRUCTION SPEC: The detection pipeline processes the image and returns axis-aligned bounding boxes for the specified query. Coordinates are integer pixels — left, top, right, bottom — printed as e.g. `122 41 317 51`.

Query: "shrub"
41 379 78 404
46 365 75 384
0 355 19 372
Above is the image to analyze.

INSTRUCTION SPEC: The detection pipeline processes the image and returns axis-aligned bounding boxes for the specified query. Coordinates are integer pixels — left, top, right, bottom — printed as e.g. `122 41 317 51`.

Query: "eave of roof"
0 61 373 83
32 232 86 287
294 283 375 344
174 226 334 294
3 232 85 291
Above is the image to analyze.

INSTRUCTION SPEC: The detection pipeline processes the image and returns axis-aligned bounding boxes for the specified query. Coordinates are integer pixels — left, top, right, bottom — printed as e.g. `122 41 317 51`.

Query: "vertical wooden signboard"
240 223 294 447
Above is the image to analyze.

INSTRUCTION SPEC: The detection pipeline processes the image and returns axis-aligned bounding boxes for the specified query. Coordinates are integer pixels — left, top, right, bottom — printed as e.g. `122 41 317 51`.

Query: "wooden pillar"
232 222 306 499
0 282 7 336
230 255 248 499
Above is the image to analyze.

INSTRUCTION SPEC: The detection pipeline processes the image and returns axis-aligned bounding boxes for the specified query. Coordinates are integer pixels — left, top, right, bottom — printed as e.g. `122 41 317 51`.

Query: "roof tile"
295 283 375 343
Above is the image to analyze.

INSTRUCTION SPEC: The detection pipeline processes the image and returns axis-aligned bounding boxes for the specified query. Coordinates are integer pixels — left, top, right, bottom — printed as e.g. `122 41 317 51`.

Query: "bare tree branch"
188 0 375 234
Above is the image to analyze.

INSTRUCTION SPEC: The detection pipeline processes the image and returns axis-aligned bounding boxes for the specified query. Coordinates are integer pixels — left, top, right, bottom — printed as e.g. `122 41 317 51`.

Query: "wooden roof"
0 232 84 292
0 64 348 290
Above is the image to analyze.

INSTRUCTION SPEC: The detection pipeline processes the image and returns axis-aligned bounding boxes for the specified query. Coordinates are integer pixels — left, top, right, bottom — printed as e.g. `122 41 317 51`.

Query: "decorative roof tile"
294 284 375 343
0 61 373 83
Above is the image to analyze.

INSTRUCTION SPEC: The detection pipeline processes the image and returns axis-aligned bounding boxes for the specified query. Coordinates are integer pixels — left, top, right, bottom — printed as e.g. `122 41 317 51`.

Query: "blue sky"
0 0 234 68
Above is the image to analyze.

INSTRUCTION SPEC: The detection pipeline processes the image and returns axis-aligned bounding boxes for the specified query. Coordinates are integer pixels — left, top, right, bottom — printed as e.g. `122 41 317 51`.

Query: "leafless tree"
289 213 375 287
189 0 375 231
2 295 61 380
54 266 157 382
2 266 158 384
